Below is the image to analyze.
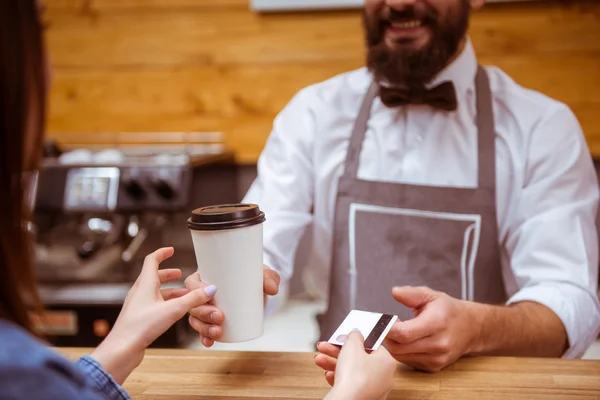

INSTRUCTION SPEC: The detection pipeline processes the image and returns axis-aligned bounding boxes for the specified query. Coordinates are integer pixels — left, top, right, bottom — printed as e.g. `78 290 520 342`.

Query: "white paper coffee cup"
188 204 265 343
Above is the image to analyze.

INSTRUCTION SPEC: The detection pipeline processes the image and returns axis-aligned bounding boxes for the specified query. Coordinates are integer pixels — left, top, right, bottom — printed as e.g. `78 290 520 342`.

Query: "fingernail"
210 312 218 323
209 326 219 337
336 334 348 343
351 328 361 333
204 285 217 297
268 278 278 288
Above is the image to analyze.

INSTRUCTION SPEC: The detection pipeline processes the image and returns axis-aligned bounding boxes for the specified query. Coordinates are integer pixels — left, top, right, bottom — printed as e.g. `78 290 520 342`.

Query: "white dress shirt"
243 39 600 358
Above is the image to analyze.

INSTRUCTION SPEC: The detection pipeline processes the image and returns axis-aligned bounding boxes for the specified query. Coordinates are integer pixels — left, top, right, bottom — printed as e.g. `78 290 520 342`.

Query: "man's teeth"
391 20 422 29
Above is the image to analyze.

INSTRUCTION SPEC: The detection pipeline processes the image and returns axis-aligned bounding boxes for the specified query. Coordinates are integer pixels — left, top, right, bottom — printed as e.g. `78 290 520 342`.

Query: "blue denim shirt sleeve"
0 320 130 400
75 355 130 400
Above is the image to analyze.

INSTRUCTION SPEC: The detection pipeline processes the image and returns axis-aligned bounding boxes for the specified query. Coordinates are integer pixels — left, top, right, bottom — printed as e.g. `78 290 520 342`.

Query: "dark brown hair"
0 0 47 331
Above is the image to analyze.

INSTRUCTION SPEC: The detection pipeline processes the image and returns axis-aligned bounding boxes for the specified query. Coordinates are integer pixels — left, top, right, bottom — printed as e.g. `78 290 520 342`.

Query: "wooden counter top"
46 2 600 164
59 348 600 399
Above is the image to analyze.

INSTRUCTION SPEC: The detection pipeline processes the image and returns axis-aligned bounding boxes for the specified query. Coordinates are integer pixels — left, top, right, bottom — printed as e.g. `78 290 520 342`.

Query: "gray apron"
318 66 507 341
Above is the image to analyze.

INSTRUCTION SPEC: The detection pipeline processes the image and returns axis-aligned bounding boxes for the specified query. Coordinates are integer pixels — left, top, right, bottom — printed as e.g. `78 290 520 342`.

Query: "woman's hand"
320 330 397 400
91 247 216 384
185 265 280 347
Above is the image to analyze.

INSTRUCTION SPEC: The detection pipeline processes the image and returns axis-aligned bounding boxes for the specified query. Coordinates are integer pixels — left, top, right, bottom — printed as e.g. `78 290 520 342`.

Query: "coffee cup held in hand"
188 204 265 343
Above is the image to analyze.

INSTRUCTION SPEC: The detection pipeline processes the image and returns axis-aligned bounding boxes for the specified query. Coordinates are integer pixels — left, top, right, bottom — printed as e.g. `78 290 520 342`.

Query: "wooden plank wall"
45 0 600 163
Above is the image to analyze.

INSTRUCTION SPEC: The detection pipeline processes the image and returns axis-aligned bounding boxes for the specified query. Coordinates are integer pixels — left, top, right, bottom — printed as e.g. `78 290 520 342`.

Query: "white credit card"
327 310 398 351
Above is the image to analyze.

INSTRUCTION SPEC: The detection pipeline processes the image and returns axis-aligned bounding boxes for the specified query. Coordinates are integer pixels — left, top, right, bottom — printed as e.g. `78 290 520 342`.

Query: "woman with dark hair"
0 2 222 399
0 1 397 399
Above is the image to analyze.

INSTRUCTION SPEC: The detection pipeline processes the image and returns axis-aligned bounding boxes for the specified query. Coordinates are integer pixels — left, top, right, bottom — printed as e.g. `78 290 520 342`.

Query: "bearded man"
185 0 600 372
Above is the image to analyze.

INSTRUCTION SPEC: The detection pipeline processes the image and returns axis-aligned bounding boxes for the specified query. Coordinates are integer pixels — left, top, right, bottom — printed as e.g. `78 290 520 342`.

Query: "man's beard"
363 2 470 90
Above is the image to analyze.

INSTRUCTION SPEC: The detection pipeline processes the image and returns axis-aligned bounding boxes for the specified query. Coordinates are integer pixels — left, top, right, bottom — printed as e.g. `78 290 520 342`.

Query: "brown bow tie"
379 81 458 111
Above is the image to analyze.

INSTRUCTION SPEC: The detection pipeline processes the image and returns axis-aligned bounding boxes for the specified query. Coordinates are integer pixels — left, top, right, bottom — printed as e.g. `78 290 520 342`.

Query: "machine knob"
123 177 146 200
153 178 176 200
77 240 100 260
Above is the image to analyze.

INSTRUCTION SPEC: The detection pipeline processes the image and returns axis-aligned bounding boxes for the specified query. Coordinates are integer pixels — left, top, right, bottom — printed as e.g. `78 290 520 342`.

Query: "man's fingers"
383 335 449 356
184 271 205 291
158 268 182 284
316 342 342 359
324 371 335 387
392 286 436 309
387 341 453 373
394 353 449 373
184 273 217 308
141 247 175 280
161 288 189 301
189 304 224 325
171 285 217 315
314 353 337 372
201 336 215 348
189 315 223 340
263 266 280 296
263 265 281 285
386 312 438 344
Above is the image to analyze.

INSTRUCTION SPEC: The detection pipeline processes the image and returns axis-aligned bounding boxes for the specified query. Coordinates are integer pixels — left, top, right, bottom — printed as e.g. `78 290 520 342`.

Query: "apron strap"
343 81 379 178
343 66 497 194
474 65 496 192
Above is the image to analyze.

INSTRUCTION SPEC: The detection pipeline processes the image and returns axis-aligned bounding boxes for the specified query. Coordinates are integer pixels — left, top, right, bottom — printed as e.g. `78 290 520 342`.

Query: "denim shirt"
0 320 130 400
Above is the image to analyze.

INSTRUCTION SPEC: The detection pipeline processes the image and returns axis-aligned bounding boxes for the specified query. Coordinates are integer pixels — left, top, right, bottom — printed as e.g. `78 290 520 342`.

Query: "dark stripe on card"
364 314 394 349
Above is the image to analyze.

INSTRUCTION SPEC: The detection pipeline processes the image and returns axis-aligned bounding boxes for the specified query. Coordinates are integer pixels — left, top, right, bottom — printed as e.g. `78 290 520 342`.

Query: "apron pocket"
348 203 481 319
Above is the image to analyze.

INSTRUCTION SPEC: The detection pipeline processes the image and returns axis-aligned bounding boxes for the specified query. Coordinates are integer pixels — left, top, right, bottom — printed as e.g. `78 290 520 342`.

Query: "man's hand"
184 265 281 347
317 286 478 374
318 286 568 375
383 286 479 372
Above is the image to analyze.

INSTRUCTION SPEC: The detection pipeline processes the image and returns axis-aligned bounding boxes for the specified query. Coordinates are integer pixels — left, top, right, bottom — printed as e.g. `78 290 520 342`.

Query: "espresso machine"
31 143 238 348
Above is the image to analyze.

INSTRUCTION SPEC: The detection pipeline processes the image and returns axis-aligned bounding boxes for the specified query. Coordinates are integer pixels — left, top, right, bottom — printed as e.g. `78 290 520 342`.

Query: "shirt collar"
427 37 478 98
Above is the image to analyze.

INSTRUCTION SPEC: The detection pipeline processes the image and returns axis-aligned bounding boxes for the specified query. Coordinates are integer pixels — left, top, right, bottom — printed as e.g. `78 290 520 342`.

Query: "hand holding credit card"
327 310 398 351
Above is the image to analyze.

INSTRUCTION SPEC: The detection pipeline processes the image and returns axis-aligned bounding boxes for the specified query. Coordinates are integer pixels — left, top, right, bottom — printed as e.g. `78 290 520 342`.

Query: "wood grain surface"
58 348 600 399
44 1 600 163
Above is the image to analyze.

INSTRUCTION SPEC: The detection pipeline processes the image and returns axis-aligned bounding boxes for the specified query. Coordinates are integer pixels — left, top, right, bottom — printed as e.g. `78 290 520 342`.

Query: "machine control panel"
60 165 192 213
64 168 120 211
34 151 237 214
118 166 189 211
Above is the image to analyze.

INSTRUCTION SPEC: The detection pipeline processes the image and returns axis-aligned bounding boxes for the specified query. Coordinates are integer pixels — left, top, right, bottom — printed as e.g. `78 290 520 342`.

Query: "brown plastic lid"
187 204 265 231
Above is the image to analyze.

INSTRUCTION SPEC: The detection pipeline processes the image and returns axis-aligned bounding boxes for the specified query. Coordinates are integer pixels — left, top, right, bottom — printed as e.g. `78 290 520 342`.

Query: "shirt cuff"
75 355 130 400
506 284 600 358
